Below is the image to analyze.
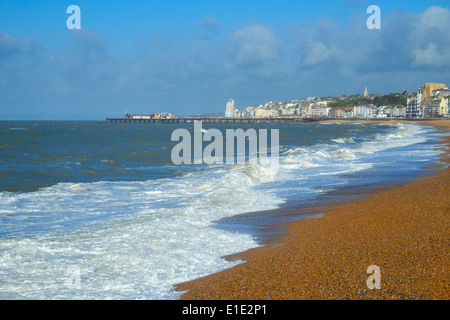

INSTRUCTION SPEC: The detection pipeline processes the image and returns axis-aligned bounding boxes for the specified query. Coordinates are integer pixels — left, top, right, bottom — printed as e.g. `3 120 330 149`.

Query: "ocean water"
0 121 444 299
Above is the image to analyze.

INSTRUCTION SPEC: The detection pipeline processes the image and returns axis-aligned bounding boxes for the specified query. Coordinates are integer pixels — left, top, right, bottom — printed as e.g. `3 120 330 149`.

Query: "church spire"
363 86 368 97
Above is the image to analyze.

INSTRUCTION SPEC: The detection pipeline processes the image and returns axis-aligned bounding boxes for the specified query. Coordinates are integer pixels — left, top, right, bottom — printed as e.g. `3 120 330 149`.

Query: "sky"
0 0 449 119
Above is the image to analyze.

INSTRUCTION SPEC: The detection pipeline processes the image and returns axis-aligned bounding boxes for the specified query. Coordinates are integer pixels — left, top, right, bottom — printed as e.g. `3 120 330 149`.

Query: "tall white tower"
225 99 235 118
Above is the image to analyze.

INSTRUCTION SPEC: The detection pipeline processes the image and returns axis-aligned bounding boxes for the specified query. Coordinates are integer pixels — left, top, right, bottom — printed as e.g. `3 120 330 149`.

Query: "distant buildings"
406 82 449 118
124 112 175 120
406 91 421 118
221 82 448 120
353 105 372 118
311 101 330 117
255 106 269 118
385 105 406 118
328 108 344 118
342 107 354 118
421 83 446 97
225 99 235 118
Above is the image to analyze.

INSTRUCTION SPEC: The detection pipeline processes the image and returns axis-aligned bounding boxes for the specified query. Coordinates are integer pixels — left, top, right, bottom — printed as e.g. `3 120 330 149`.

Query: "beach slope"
175 120 449 300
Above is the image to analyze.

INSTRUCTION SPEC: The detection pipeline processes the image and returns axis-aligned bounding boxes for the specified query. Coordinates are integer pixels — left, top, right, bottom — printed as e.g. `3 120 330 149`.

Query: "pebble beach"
175 120 450 300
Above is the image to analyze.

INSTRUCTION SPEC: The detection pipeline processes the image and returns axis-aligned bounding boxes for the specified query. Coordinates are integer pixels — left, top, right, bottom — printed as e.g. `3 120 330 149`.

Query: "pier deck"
103 117 320 124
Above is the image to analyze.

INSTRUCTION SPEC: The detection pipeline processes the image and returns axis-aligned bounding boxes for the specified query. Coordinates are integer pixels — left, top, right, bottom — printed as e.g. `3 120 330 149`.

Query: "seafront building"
385 105 406 118
421 83 446 97
225 99 235 118
407 89 424 118
407 82 449 118
328 108 344 118
353 105 373 118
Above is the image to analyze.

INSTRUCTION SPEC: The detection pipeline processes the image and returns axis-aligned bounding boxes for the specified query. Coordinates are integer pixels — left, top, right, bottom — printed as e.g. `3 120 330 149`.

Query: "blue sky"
1 0 449 119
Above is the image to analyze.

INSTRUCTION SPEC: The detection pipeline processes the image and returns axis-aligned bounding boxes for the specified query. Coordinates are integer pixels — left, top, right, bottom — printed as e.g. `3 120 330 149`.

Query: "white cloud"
230 25 279 66
413 43 450 67
408 6 450 67
0 30 20 57
201 16 219 32
303 40 342 66
417 6 450 32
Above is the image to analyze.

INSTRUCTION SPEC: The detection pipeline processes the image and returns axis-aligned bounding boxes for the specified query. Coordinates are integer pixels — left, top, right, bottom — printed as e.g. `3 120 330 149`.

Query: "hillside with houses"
226 83 449 119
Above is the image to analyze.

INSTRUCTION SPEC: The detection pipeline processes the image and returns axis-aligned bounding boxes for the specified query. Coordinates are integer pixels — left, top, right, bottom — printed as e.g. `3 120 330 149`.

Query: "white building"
267 109 278 118
437 96 448 116
245 106 256 118
311 105 330 117
255 106 269 118
417 88 423 117
280 107 295 116
225 99 235 118
406 95 420 118
374 106 387 118
386 105 406 118
353 105 373 118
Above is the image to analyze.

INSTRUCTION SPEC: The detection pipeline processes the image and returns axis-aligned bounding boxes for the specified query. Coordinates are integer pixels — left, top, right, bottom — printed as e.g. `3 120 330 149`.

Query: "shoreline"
174 119 450 300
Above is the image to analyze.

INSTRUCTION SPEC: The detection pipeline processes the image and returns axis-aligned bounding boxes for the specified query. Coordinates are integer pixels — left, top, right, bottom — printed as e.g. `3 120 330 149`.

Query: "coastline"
174 119 450 300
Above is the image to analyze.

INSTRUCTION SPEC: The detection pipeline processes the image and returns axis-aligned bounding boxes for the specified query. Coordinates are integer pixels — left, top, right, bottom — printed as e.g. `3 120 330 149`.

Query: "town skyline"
214 82 448 119
119 81 449 121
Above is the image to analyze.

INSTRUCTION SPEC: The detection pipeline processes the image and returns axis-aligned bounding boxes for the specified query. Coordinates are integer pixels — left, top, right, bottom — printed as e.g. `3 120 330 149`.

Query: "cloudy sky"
1 0 449 119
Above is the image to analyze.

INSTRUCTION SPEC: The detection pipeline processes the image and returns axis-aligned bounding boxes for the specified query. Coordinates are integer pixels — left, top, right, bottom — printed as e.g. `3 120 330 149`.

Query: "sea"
0 120 445 299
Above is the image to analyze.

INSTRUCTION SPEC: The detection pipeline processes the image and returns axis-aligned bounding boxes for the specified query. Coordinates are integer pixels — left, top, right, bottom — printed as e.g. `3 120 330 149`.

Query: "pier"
102 117 320 124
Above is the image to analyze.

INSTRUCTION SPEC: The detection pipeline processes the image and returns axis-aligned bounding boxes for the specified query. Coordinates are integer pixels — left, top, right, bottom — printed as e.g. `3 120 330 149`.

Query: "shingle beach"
175 120 450 300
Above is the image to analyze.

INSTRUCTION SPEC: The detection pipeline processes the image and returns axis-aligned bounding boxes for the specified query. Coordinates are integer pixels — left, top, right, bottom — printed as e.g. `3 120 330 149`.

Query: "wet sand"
174 119 449 300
